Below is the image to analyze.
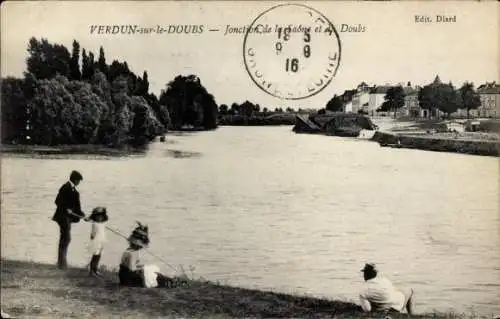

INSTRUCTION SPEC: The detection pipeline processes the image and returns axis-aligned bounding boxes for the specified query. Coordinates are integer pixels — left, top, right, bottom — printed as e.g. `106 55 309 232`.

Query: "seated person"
359 263 414 315
118 222 174 288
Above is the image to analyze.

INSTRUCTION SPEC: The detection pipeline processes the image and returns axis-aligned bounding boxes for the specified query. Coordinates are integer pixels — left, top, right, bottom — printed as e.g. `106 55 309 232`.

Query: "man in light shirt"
359 263 414 315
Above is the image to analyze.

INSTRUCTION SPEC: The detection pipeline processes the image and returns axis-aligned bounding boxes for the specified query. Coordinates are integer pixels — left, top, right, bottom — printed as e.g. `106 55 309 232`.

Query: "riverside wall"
372 131 499 157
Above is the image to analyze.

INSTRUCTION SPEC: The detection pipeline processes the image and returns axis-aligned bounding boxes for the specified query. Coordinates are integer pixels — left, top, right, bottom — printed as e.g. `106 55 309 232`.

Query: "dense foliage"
1 37 219 146
418 77 481 118
325 94 343 112
379 86 406 117
159 75 217 130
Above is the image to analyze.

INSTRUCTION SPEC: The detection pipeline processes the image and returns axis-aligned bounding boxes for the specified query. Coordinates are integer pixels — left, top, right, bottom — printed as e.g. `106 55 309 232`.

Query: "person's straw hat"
128 222 150 248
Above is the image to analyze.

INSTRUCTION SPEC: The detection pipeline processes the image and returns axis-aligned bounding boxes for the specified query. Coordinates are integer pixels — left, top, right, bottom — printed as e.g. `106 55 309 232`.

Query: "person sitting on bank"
359 263 414 315
52 170 85 269
118 222 176 288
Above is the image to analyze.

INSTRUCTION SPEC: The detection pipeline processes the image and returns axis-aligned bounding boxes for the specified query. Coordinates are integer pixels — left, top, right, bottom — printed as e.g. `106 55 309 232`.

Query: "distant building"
401 82 421 117
368 85 391 114
352 82 372 114
341 89 357 113
477 82 500 118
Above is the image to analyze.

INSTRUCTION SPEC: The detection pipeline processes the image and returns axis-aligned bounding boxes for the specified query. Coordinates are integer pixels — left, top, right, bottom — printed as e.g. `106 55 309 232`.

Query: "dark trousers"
57 219 71 269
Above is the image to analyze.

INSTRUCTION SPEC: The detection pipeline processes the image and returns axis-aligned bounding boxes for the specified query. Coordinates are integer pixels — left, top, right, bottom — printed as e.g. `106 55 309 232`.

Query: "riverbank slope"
372 132 499 157
1 259 487 318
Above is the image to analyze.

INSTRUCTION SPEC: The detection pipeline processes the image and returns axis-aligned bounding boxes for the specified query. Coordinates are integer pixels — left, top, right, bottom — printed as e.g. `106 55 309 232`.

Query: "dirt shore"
1 259 489 319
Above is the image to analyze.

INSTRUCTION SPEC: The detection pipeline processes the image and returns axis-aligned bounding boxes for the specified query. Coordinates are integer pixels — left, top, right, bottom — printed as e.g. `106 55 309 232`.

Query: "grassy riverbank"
0 259 489 318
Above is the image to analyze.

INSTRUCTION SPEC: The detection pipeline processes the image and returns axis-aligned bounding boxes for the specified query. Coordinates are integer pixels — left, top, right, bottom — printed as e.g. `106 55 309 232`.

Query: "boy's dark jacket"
52 182 84 223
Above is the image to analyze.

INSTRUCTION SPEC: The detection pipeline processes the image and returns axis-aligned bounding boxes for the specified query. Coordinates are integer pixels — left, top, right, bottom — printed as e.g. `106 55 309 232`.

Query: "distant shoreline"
0 144 146 157
372 131 499 157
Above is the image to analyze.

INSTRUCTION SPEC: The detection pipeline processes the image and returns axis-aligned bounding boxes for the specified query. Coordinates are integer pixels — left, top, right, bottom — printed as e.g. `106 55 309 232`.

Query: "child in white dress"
86 207 108 277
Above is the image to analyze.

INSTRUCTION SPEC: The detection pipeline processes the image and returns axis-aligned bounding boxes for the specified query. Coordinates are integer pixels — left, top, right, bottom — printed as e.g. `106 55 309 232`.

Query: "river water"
1 125 499 315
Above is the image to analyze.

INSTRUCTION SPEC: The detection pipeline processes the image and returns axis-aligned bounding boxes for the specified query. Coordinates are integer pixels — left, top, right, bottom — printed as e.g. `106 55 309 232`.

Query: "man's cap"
70 170 83 181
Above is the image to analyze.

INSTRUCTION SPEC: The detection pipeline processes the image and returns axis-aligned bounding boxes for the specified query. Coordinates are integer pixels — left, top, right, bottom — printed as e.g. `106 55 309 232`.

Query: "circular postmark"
243 3 342 100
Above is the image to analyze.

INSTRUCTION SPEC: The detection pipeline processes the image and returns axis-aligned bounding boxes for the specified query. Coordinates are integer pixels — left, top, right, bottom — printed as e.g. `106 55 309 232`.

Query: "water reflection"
165 149 203 158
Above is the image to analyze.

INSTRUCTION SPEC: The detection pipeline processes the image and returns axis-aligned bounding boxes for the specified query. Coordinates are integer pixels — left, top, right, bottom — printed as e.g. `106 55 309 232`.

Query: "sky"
1 0 498 110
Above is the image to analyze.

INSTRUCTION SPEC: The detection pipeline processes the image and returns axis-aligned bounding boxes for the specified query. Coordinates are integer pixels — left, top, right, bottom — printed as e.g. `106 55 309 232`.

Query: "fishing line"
61 211 180 273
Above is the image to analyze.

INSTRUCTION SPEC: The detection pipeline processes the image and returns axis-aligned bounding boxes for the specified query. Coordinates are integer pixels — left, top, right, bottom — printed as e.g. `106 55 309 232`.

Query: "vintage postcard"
1 1 498 318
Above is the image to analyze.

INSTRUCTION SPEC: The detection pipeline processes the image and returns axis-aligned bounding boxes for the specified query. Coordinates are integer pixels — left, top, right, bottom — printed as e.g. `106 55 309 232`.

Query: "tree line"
218 101 300 117
1 37 219 147
323 76 482 118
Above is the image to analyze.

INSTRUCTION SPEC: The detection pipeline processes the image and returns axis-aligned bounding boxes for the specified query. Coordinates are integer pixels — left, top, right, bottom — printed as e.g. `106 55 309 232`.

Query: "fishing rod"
61 211 180 273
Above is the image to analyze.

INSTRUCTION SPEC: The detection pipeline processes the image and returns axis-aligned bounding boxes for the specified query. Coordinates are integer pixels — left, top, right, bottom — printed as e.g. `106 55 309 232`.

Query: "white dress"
120 249 161 288
87 222 107 255
143 264 161 288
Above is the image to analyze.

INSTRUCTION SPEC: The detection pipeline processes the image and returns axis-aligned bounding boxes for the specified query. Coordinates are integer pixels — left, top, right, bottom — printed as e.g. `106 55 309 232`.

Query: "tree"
110 76 133 146
28 76 77 145
82 50 97 80
138 71 149 96
91 71 115 144
201 93 218 130
88 51 95 78
1 77 29 143
159 75 218 129
418 84 435 118
81 49 91 80
146 93 170 129
108 60 131 82
326 94 343 112
96 46 108 78
458 82 481 118
66 81 106 144
5 38 227 148
219 104 228 114
26 37 71 80
383 86 406 118
130 96 160 146
69 40 81 80
230 103 240 114
419 79 460 118
438 82 460 117
240 100 255 117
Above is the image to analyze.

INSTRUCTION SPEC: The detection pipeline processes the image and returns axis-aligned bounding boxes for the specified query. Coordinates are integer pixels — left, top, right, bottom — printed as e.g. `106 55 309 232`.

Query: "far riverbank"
0 144 148 157
218 113 297 126
371 117 499 157
372 131 499 157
